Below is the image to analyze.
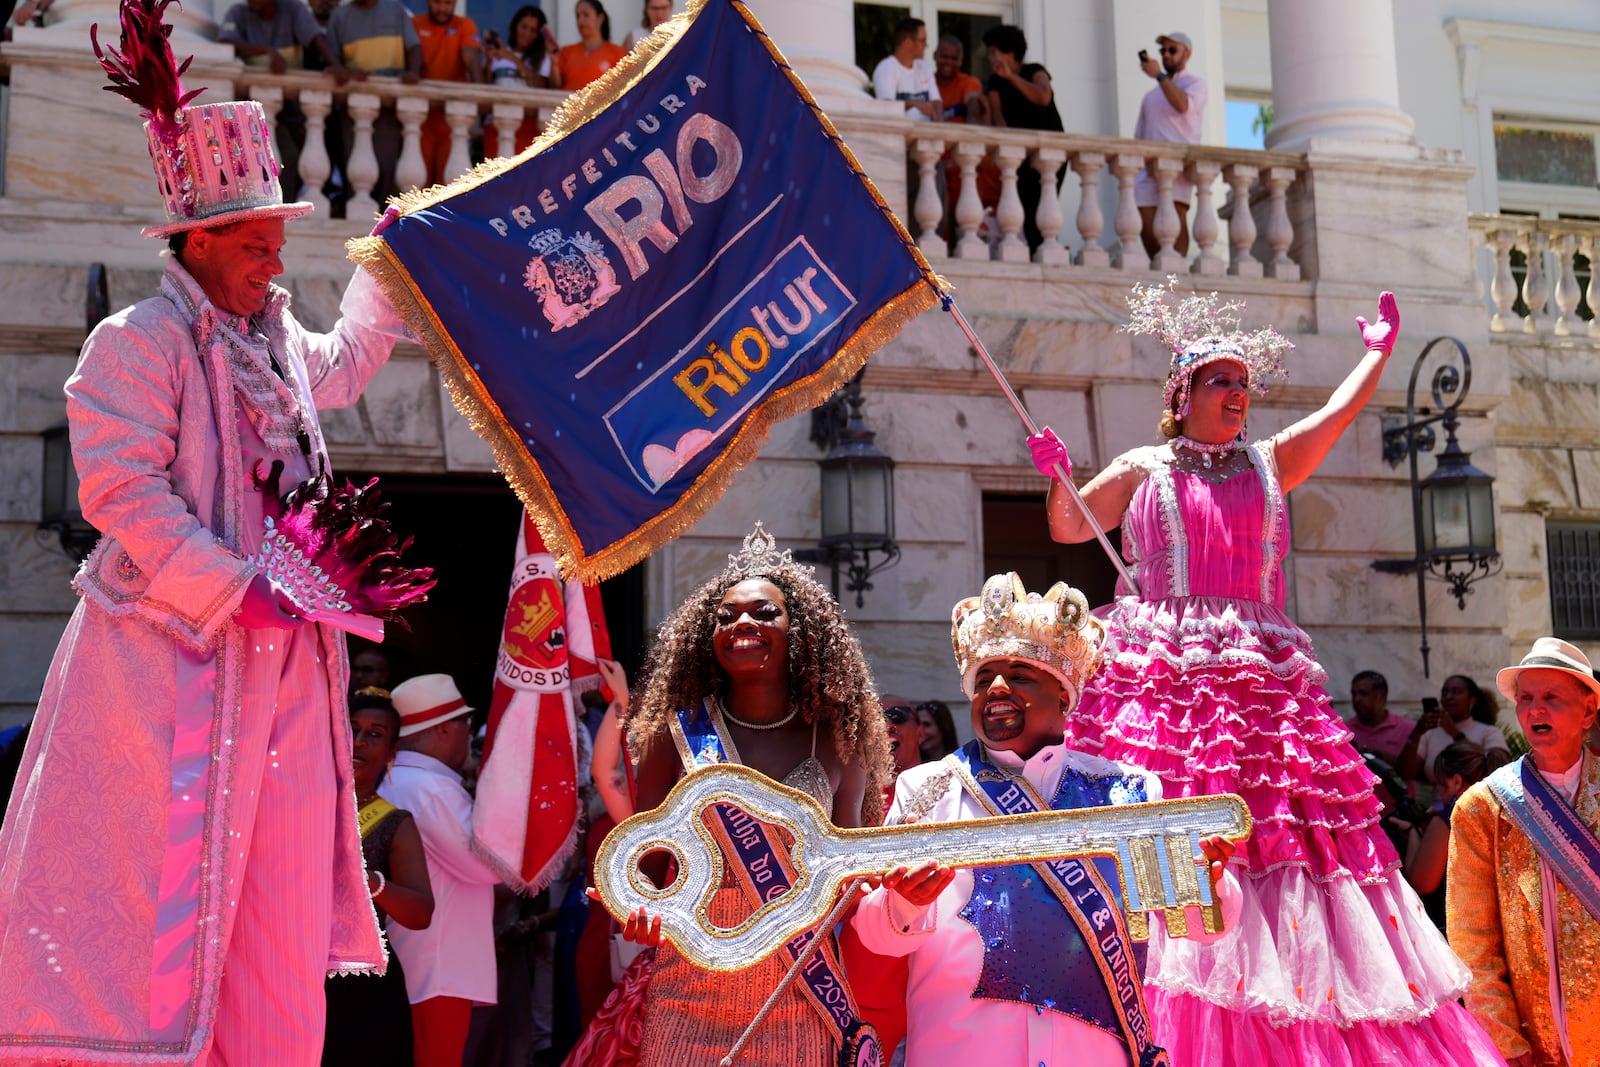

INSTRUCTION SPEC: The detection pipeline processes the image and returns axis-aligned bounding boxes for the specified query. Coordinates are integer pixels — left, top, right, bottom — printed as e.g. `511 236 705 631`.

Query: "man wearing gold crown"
848 573 1242 1066
0 2 415 1063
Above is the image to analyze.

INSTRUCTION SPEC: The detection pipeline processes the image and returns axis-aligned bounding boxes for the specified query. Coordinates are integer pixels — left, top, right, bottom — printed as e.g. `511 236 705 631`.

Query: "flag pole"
940 296 1139 597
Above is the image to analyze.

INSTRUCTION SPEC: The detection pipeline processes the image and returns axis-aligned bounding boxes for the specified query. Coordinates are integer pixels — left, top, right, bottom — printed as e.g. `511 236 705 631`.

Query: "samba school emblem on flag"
349 0 937 581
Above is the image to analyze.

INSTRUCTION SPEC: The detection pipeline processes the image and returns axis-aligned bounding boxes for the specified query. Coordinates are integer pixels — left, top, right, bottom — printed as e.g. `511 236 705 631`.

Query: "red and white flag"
472 510 612 892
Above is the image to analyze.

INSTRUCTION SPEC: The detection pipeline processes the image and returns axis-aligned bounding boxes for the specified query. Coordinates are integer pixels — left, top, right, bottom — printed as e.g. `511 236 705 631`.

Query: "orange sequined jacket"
1447 754 1600 1066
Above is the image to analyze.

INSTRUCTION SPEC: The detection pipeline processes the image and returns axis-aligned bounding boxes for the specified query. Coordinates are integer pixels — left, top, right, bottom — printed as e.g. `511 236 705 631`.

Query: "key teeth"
1126 912 1151 942
1201 901 1225 935
1163 905 1189 939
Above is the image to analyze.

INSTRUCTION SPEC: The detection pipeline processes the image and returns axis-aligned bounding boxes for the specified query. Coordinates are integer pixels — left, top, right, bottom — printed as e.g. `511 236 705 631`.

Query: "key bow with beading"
593 763 1251 972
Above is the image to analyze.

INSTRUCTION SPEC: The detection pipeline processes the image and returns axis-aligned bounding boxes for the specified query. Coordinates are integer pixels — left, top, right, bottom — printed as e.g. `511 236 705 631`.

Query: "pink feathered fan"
253 462 436 642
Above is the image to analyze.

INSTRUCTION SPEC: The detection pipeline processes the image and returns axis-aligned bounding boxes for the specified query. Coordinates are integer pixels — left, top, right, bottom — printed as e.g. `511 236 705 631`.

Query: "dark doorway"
982 493 1123 609
345 473 648 712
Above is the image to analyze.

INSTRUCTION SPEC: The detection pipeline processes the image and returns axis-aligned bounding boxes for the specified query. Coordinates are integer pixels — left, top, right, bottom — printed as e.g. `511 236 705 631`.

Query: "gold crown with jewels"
951 573 1106 704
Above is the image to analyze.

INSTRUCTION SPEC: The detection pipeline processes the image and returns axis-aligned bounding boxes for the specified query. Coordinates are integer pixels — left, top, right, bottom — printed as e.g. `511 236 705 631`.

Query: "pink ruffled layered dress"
1065 443 1506 1066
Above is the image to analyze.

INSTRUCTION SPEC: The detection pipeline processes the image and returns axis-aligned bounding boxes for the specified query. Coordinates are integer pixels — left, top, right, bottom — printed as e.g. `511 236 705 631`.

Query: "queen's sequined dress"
1065 441 1507 1066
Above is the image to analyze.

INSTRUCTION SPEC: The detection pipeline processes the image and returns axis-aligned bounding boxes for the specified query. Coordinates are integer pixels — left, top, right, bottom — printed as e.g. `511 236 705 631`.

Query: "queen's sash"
1486 755 1600 923
945 742 1169 1067
668 701 880 1067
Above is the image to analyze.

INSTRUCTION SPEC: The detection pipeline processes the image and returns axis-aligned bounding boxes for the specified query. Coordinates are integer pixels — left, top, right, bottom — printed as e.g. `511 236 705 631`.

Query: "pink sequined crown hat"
94 0 312 238
951 572 1106 708
1123 276 1294 417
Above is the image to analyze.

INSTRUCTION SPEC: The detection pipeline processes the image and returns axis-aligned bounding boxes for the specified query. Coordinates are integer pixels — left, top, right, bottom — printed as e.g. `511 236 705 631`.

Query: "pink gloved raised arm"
1027 426 1072 482
1355 291 1400 355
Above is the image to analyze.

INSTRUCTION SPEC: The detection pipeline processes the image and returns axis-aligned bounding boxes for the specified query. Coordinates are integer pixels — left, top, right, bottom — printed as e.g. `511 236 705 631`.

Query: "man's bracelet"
1156 73 1169 82
369 870 386 899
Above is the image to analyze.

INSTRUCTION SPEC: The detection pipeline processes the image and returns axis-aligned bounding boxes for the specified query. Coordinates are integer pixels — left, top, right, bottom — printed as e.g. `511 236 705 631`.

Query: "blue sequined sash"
945 741 1168 1067
1486 755 1600 923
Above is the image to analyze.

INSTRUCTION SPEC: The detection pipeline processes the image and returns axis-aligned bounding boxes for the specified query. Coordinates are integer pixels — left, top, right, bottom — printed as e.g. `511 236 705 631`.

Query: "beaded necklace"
1173 435 1242 469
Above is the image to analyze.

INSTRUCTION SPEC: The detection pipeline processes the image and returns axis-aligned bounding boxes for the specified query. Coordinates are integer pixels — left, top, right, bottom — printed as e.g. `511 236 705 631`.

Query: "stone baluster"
297 88 334 217
395 95 429 193
1221 163 1261 278
1466 225 1487 303
911 137 947 259
490 101 525 159
1487 227 1519 333
952 142 987 260
345 92 382 206
1109 154 1144 270
1521 228 1550 334
1149 156 1186 271
1260 165 1298 280
250 84 286 197
445 100 478 185
1186 159 1224 276
1031 146 1068 266
1071 151 1109 269
993 144 1029 263
1551 233 1582 336
1585 234 1600 339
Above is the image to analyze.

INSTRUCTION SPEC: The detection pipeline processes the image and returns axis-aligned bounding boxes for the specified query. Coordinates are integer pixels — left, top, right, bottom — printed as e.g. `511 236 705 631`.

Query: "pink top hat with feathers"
95 0 312 237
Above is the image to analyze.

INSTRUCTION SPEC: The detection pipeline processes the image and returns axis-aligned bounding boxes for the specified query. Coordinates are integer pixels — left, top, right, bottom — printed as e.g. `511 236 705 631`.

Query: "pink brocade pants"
198 624 338 1066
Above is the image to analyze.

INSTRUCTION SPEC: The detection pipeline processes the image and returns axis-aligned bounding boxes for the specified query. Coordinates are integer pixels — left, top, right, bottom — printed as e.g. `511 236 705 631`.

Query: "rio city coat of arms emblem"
523 228 622 332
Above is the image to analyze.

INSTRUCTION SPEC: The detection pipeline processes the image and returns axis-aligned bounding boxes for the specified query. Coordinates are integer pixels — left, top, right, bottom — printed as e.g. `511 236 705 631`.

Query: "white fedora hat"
1496 637 1600 703
392 673 475 737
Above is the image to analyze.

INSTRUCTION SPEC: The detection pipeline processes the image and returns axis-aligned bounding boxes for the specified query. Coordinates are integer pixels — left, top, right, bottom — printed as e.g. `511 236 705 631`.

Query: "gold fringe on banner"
348 0 945 584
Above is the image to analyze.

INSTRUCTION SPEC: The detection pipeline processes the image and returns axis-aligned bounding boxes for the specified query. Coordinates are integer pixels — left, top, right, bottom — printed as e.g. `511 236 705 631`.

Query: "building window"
1494 125 1599 188
854 2 1009 88
982 494 1122 608
1548 521 1600 641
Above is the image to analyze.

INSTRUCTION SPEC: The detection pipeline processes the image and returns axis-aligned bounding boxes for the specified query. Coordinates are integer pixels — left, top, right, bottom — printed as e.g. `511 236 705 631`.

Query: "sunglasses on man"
883 704 916 725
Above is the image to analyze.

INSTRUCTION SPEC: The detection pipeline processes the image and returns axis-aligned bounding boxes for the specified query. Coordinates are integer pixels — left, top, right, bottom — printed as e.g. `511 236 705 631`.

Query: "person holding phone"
1397 674 1511 784
1133 31 1207 259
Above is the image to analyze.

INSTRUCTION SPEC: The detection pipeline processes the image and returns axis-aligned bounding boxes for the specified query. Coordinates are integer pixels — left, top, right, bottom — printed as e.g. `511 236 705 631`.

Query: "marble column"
739 0 871 106
1264 0 1415 155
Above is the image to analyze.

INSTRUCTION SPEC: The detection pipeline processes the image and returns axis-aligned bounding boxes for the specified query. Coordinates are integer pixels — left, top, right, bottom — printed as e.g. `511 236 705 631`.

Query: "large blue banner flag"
350 0 939 581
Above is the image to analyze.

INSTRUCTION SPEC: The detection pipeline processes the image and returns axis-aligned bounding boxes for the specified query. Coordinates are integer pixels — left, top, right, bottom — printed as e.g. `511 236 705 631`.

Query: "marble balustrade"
904 124 1308 279
241 72 569 212
1471 213 1600 339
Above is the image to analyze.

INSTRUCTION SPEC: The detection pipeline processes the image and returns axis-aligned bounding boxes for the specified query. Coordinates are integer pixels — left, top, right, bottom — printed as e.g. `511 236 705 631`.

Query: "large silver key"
593 762 1251 972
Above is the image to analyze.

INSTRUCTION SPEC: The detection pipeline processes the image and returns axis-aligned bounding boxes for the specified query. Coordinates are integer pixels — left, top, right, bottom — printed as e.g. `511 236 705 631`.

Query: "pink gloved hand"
1027 426 1071 482
234 573 304 631
1356 291 1400 355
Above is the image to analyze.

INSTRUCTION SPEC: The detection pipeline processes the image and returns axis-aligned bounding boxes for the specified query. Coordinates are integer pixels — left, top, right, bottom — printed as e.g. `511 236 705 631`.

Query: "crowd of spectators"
1338 666 1516 932
210 0 674 209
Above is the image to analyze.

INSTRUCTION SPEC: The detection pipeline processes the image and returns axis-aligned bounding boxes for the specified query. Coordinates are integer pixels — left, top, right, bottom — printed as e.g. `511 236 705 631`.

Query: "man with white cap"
1134 30 1208 259
0 0 413 1061
382 673 504 1067
1449 637 1600 1066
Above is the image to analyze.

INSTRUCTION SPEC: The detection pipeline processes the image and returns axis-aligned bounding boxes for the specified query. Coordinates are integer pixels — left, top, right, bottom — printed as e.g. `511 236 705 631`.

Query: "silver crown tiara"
726 522 793 576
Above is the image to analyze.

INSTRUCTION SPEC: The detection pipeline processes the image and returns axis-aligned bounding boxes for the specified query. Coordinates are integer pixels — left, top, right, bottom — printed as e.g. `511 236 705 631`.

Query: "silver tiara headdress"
1123 277 1294 411
723 522 812 580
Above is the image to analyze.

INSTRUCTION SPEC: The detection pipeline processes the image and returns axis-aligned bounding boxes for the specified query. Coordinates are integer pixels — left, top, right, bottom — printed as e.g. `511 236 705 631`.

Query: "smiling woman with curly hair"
607 522 891 1067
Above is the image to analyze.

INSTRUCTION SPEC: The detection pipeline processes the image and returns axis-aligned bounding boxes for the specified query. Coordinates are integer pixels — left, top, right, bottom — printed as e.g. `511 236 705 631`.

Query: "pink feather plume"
92 0 203 133
253 463 436 619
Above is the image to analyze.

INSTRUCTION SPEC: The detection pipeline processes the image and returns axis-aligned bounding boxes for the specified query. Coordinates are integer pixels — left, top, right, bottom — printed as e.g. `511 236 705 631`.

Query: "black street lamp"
798 371 900 608
1372 336 1501 675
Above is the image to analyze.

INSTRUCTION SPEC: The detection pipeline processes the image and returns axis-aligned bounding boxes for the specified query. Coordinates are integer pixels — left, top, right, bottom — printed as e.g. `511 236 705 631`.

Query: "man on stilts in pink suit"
0 1 414 1061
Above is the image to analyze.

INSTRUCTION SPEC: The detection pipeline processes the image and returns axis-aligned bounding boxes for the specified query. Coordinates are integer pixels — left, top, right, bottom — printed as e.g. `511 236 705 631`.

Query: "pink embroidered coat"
0 259 408 1064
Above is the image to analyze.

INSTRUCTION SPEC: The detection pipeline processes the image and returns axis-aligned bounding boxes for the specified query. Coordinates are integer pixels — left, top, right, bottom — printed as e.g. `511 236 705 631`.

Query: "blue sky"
1225 100 1267 149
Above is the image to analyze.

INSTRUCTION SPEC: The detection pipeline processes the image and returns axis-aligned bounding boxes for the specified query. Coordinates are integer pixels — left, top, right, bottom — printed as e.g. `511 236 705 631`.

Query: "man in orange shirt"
413 0 483 186
933 35 997 244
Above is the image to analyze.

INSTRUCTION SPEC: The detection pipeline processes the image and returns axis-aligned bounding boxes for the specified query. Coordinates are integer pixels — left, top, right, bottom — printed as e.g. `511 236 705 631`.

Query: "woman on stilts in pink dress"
1026 281 1506 1066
